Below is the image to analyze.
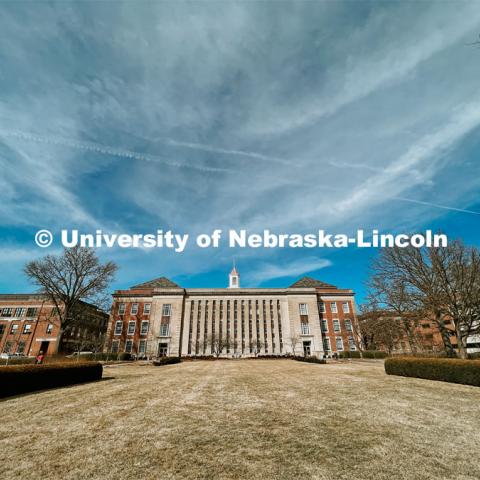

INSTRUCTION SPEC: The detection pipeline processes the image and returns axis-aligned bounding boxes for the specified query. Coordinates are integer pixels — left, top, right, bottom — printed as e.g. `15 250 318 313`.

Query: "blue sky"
1 1 480 304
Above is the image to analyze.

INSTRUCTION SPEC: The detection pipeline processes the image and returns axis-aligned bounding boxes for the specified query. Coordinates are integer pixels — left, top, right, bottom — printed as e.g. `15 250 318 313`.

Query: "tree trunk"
55 327 65 355
434 312 456 357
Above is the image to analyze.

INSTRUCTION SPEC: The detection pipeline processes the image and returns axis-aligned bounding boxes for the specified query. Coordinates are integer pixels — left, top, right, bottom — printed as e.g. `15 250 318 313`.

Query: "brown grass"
1 359 479 480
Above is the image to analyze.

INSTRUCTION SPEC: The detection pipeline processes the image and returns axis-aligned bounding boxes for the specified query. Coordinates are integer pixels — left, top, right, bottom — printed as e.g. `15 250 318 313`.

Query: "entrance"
40 341 50 355
303 341 311 357
158 343 168 357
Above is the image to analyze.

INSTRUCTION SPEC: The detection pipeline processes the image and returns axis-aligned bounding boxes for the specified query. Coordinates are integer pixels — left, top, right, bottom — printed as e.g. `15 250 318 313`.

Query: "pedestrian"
35 351 44 364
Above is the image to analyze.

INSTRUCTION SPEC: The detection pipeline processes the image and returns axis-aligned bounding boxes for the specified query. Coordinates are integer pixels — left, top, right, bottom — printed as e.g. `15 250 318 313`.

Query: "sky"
1 1 480 305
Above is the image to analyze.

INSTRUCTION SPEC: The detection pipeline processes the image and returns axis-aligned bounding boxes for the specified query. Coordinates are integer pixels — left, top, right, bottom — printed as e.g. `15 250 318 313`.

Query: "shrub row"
152 357 182 366
338 351 362 359
384 357 480 387
362 350 389 359
0 362 103 398
293 356 327 364
2 357 36 366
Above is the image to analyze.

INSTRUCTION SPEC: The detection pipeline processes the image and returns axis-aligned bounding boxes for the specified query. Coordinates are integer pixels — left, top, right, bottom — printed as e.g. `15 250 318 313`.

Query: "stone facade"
105 271 359 359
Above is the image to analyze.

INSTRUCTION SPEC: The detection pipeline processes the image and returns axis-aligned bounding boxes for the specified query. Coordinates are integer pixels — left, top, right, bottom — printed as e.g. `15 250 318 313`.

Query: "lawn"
1 359 479 480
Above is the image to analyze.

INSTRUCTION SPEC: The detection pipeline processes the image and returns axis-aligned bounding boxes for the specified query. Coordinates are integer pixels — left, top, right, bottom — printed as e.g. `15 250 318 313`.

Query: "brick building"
0 294 109 356
105 268 359 359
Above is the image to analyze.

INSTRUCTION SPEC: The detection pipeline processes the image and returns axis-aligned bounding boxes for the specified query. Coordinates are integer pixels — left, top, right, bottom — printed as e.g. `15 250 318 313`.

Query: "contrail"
163 138 293 166
0 129 238 174
394 196 480 216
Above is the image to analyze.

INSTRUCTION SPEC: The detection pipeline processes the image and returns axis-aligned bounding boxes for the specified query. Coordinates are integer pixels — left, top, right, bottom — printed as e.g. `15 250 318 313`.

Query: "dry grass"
1 359 479 480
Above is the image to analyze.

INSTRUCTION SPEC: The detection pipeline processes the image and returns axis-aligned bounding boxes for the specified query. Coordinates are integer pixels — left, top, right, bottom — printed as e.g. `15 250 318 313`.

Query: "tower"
228 262 240 288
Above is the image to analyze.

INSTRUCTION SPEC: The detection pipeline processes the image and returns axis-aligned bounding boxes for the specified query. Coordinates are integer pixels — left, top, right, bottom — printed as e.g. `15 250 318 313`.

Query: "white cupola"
228 263 240 288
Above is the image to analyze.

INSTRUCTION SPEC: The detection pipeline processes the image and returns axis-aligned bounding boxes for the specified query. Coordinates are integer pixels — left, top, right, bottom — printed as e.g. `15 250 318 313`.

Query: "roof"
131 277 181 289
289 276 336 289
230 267 239 276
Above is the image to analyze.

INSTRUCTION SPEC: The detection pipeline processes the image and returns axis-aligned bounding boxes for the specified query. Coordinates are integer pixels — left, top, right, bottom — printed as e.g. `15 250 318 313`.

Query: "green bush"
2 357 36 366
339 351 362 359
467 352 480 360
152 357 182 366
118 352 133 361
293 356 327 364
385 357 480 387
0 362 103 398
362 350 389 359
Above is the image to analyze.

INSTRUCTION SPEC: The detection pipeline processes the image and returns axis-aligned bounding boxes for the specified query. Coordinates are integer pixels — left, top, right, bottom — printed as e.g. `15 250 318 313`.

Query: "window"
348 336 356 350
46 323 53 335
143 303 151 315
321 319 328 332
127 321 136 335
139 339 147 354
4 341 12 353
15 307 26 318
0 325 5 337
160 323 169 337
23 324 32 334
333 319 341 333
2 308 13 318
111 340 120 353
140 321 149 335
125 340 133 353
301 323 310 335
336 337 344 351
10 324 19 334
344 319 352 332
114 320 123 335
162 304 172 316
299 303 308 315
342 302 350 313
131 303 139 315
323 337 331 351
17 341 26 354
118 303 126 315
26 308 37 317
318 302 326 313
330 302 338 313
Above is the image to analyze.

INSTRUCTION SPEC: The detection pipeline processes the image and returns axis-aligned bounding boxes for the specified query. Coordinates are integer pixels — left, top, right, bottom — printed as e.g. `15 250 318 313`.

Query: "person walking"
35 351 44 364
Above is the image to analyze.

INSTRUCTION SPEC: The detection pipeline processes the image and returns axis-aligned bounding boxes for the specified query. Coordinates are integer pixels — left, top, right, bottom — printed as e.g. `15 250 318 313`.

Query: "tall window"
0 325 5 337
17 341 26 354
118 303 126 315
344 319 353 332
46 323 53 334
299 303 308 315
114 320 123 335
139 339 147 354
143 303 151 315
333 319 341 333
2 308 13 318
127 321 136 335
140 321 149 335
321 319 328 332
125 340 133 353
4 341 13 353
23 324 32 334
335 337 344 351
342 302 350 313
160 323 169 337
301 322 310 335
318 302 326 313
162 304 172 316
131 303 139 315
323 337 331 351
10 324 18 334
348 336 356 351
330 302 338 313
111 340 120 353
15 307 26 318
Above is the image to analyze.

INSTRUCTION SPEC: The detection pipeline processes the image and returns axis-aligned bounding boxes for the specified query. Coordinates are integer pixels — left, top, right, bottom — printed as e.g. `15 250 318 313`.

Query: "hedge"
293 356 327 364
362 350 389 359
338 351 362 359
0 362 103 398
384 357 480 387
152 357 182 366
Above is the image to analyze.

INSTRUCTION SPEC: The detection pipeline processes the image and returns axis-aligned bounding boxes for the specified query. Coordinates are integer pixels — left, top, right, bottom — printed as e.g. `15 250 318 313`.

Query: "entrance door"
40 341 50 355
158 343 168 357
303 341 311 357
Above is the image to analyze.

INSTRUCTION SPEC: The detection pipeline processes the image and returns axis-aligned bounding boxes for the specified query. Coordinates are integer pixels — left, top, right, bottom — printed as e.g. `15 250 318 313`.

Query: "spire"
228 260 240 288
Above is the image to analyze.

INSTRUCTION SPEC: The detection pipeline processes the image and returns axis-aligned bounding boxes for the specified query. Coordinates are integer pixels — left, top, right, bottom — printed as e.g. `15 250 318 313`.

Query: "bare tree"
24 246 117 354
288 334 301 356
206 333 228 358
248 338 264 357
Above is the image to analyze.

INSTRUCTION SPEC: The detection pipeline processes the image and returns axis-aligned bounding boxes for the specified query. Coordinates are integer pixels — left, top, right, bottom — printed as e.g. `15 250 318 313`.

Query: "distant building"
105 268 359 358
0 294 109 356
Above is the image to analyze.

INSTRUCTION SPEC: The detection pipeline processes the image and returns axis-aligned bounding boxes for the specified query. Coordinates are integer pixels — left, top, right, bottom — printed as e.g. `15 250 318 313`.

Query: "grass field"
1 359 479 480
